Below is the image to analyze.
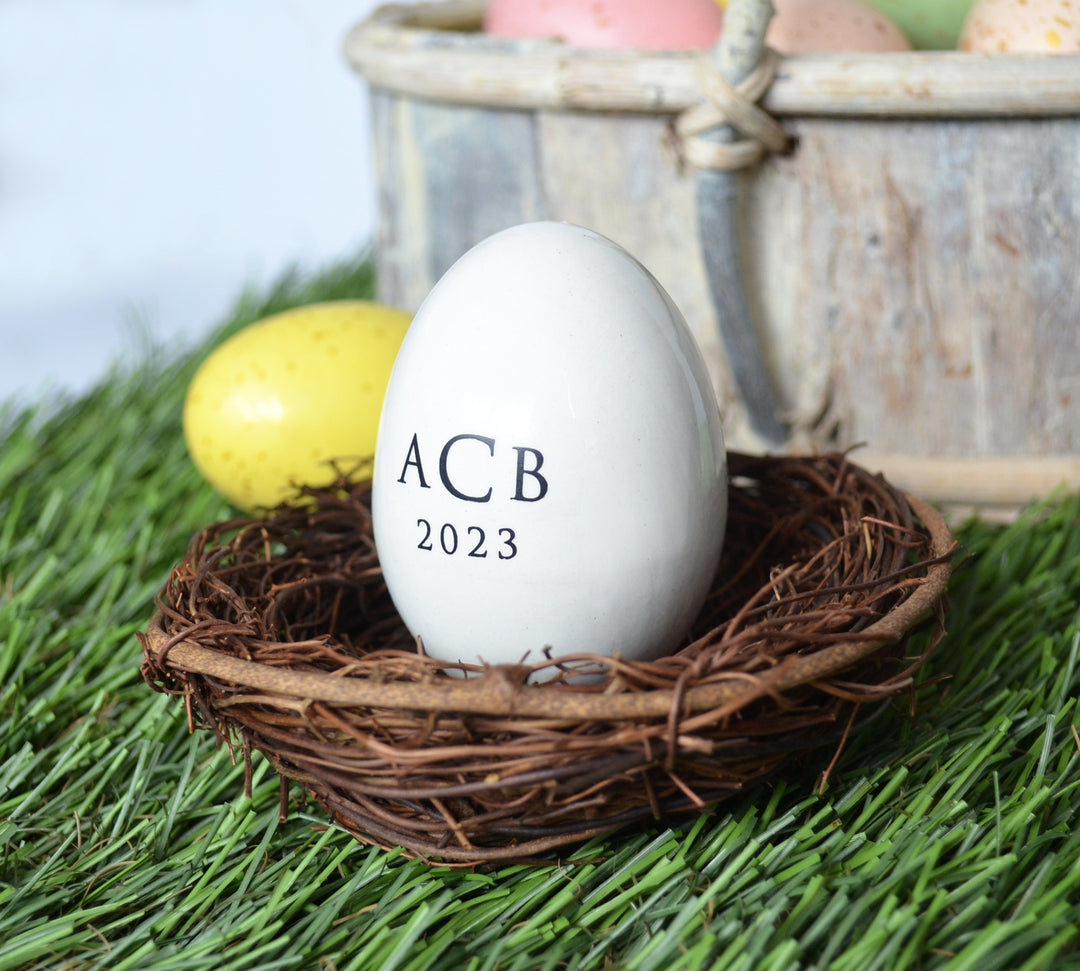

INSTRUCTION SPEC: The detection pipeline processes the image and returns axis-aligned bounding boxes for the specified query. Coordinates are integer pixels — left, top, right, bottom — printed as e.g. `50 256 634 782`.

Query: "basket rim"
144 492 953 722
345 0 1080 118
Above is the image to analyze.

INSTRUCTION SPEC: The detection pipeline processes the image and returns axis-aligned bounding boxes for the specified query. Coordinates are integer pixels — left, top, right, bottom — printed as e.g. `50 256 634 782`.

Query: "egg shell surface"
372 222 728 673
483 0 723 49
767 0 912 52
960 0 1080 51
183 300 411 511
864 0 977 49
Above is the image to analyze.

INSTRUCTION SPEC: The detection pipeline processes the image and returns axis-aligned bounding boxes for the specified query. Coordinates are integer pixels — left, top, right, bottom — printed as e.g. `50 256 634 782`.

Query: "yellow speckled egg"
183 300 412 510
960 0 1080 51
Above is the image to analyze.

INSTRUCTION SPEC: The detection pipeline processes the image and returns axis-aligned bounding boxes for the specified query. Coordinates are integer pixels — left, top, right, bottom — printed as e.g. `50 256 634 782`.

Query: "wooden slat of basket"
346 3 1080 117
144 495 952 721
859 453 1080 509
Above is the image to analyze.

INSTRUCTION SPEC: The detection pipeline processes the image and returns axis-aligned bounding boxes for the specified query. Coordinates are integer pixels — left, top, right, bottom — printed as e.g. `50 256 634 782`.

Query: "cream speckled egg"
184 301 411 511
372 222 728 675
960 0 1080 51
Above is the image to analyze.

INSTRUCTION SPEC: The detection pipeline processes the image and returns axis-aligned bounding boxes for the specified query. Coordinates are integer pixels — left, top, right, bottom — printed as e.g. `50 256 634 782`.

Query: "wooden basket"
345 0 1080 513
141 453 955 865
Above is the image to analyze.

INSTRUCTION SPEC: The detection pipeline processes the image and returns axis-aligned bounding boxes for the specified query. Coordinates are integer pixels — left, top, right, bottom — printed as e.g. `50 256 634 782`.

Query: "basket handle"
696 0 787 447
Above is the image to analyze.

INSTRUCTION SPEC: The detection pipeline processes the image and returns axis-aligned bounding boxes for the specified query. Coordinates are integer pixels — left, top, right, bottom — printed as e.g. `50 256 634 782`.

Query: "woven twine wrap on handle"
677 47 788 171
141 453 955 866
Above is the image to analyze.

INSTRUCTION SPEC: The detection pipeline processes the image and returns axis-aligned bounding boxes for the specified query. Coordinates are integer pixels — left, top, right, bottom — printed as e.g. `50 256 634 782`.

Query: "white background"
0 0 405 404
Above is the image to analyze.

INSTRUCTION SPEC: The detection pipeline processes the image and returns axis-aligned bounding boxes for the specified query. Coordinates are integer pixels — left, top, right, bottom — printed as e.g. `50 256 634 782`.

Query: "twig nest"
141 452 955 865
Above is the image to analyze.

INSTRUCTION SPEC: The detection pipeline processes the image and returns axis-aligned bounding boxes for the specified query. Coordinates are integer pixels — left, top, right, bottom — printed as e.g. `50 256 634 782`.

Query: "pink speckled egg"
483 0 724 50
959 0 1080 51
767 0 912 52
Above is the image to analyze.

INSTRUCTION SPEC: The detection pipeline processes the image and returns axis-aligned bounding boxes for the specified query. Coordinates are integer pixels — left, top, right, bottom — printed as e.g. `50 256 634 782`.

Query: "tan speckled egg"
960 0 1080 51
183 301 411 511
767 0 913 52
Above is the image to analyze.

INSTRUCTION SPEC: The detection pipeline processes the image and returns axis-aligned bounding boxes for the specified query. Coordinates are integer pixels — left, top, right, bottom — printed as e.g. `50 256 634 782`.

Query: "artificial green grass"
1 258 1078 970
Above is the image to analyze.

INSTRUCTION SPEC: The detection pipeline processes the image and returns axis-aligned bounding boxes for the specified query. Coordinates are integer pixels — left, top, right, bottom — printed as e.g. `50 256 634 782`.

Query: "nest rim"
142 483 950 719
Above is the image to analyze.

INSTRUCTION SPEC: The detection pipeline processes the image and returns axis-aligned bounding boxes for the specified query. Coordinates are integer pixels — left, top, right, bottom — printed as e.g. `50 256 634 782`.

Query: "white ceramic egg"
372 222 727 674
